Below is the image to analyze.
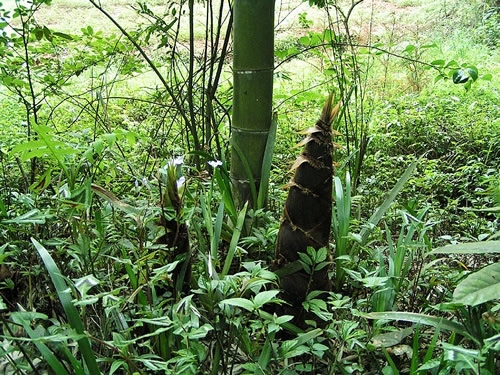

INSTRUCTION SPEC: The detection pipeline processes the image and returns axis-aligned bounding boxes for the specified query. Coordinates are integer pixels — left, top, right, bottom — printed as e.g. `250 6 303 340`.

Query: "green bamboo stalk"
230 0 275 208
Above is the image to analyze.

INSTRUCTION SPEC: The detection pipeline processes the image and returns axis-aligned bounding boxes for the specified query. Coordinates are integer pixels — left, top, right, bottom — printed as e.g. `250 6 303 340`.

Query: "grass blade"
257 332 275 369
359 159 418 245
200 193 217 279
214 166 237 225
257 114 278 210
31 238 100 374
210 200 225 278
221 202 248 277
11 312 71 375
333 173 352 288
364 311 479 345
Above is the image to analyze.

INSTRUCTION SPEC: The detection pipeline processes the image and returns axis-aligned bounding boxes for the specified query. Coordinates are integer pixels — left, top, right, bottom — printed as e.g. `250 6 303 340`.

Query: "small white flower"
170 155 184 167
176 176 186 189
208 160 223 168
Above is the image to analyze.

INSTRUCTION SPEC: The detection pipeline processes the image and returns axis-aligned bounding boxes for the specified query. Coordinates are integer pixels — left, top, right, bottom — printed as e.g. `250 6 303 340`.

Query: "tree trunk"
230 0 275 208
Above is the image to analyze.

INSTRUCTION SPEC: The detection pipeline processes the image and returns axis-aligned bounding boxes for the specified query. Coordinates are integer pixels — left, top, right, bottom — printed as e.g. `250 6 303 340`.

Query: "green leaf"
103 132 117 144
3 209 50 224
258 333 275 369
282 344 310 359
53 31 73 40
316 247 328 263
307 0 327 8
314 261 330 271
240 363 261 373
332 172 352 287
452 69 469 84
371 327 414 348
421 43 438 49
33 27 44 41
445 60 459 68
359 160 417 245
274 315 294 325
257 114 277 209
0 296 7 312
434 74 445 83
43 26 52 41
91 184 141 218
430 241 500 255
361 276 389 288
11 139 51 154
417 359 441 371
258 310 302 335
466 66 478 81
464 206 500 213
11 312 71 375
67 179 93 209
110 360 127 375
91 139 105 155
221 202 248 277
213 165 237 225
298 252 313 266
31 238 100 374
404 44 416 53
430 59 445 67
74 274 100 296
253 290 280 309
322 29 334 42
221 297 254 312
299 35 311 46
229 138 258 209
295 328 322 346
211 200 225 272
11 125 74 178
453 263 500 306
364 311 479 345
83 25 94 35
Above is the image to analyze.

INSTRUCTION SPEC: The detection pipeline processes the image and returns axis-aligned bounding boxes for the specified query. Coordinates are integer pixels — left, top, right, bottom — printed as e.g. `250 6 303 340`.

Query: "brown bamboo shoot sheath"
275 95 341 313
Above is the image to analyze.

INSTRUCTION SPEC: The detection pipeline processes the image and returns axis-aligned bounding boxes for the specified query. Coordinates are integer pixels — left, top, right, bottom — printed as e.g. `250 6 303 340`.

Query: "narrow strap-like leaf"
31 238 101 374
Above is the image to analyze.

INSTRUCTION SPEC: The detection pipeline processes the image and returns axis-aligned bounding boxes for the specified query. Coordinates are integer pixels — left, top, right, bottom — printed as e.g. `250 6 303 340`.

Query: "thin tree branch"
88 0 197 149
275 42 442 73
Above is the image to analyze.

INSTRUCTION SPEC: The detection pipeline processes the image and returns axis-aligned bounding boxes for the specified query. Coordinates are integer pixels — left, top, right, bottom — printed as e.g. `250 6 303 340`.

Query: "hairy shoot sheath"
274 94 341 323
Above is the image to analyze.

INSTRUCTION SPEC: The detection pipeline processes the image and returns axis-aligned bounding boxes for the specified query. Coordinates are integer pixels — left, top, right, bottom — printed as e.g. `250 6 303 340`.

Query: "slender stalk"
88 0 201 154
